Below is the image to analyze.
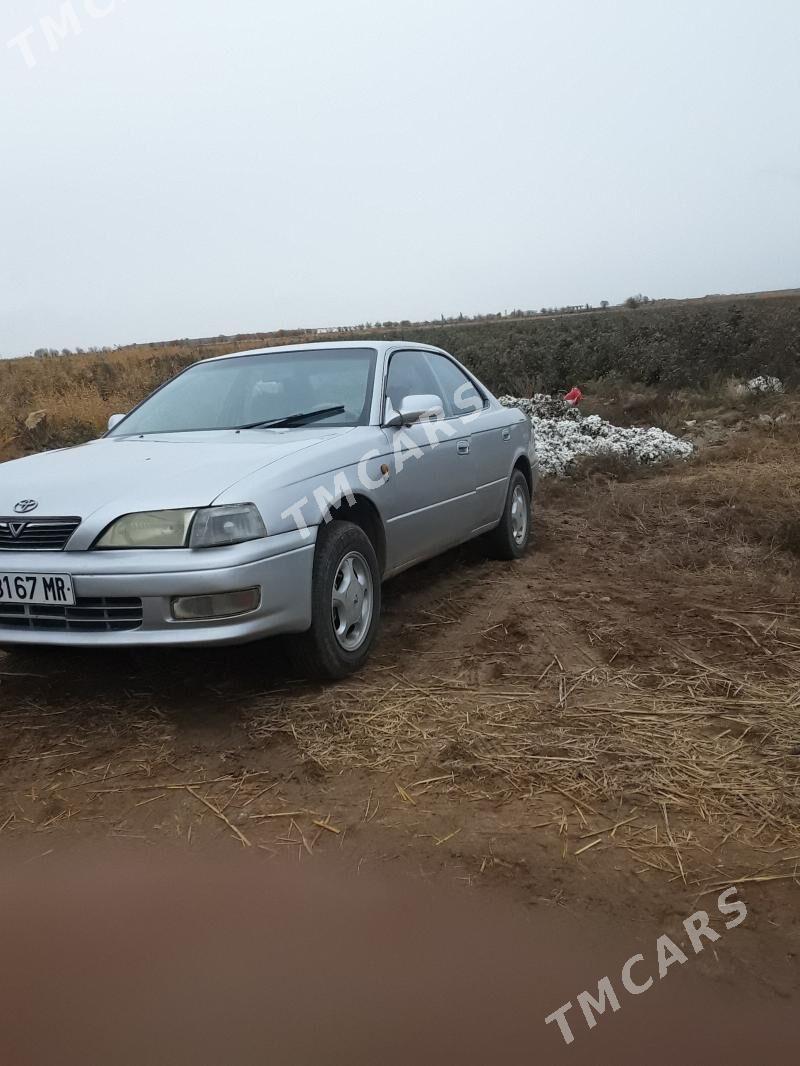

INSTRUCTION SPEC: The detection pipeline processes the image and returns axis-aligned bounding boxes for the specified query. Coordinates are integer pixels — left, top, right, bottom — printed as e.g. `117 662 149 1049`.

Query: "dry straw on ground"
249 632 800 885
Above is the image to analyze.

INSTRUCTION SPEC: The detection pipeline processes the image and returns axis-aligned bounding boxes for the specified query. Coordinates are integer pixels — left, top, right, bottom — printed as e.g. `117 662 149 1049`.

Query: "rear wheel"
486 469 531 560
288 521 381 680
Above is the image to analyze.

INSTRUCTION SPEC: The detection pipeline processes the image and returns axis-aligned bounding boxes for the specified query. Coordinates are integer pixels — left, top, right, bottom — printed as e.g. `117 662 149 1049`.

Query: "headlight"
94 504 266 550
95 509 196 549
189 504 267 548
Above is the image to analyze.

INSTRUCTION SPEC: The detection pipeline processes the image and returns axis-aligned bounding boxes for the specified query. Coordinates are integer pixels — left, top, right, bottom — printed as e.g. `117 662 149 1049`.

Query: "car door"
422 352 511 531
381 349 478 572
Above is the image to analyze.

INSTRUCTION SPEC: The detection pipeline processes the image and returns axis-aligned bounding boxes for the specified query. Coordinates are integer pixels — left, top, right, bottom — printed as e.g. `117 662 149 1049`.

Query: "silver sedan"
0 342 538 677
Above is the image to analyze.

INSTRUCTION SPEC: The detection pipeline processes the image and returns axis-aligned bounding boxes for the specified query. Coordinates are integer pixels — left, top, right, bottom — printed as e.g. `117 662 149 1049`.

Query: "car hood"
0 429 353 521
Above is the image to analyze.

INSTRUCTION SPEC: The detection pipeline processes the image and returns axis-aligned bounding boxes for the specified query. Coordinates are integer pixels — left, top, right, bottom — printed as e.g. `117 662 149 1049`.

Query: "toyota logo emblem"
13 500 38 514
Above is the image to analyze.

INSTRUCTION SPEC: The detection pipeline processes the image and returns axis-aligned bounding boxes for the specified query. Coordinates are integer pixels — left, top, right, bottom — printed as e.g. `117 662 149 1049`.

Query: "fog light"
171 588 261 621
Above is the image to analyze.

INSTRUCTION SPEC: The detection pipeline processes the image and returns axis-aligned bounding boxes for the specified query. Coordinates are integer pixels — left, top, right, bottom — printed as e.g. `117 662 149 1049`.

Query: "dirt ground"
1 412 799 1057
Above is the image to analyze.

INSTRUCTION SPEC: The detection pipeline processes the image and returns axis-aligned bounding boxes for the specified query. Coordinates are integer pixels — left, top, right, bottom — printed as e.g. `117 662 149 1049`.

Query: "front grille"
0 597 143 633
0 517 81 552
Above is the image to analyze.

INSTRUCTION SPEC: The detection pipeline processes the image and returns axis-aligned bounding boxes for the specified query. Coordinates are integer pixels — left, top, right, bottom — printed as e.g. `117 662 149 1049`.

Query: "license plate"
0 573 75 606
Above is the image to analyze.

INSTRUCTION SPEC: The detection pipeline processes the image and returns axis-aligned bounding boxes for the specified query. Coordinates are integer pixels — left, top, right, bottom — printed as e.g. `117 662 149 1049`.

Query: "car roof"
204 340 449 363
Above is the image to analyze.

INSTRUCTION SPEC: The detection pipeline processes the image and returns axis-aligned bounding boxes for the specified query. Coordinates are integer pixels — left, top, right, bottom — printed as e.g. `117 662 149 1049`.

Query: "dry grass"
0 350 164 460
247 639 800 885
593 428 800 570
581 375 791 433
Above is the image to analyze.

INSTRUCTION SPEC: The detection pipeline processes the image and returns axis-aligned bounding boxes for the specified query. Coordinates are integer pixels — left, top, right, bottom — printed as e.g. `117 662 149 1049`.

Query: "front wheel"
288 521 382 680
485 470 531 560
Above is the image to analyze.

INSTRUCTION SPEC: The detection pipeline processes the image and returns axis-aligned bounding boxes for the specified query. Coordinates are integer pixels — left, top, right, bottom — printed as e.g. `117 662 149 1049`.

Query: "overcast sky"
1 0 798 356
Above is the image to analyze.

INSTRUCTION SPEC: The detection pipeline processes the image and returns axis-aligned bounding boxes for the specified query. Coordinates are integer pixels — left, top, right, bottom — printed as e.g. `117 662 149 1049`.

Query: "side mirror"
385 395 445 427
107 413 126 432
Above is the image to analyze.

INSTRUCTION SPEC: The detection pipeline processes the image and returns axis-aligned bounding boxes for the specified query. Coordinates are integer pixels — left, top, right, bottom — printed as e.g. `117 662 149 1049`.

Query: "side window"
423 354 485 419
385 351 441 410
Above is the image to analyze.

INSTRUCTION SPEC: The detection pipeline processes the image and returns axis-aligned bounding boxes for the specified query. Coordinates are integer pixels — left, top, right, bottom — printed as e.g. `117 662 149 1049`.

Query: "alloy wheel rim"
331 551 374 651
510 486 529 547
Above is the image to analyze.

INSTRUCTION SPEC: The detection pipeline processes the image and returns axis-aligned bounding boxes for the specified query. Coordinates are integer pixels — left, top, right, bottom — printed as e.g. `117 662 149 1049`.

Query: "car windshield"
109 348 378 436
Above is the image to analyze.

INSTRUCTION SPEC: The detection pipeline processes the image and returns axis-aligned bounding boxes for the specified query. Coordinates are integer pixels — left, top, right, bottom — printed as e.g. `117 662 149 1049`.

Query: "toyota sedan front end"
0 456 318 647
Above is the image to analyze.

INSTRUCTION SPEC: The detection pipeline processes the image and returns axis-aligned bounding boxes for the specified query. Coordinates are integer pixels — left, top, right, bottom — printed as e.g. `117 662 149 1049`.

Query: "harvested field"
0 392 798 1029
2 291 799 462
0 405 797 874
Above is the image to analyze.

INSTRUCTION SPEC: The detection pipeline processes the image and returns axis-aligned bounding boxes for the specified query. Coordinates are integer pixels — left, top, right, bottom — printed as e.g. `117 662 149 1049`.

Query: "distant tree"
625 294 652 309
600 300 610 310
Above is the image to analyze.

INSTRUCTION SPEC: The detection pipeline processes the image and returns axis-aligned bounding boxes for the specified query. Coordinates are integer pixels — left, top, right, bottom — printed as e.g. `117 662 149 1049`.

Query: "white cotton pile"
505 395 583 422
746 376 784 395
498 396 695 478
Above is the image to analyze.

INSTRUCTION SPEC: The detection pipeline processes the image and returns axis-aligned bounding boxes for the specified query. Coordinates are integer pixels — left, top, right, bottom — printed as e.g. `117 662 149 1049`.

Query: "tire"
486 469 531 561
288 521 382 680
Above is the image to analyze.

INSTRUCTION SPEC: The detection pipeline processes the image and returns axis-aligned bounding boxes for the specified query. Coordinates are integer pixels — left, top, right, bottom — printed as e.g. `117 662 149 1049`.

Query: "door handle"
502 429 511 442
457 440 470 456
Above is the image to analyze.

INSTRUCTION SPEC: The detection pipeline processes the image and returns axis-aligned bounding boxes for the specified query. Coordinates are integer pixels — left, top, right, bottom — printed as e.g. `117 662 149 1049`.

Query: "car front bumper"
0 530 315 647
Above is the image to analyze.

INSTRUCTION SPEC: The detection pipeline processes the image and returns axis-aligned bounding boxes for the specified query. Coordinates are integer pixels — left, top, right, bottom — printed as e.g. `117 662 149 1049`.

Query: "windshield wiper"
237 406 346 431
